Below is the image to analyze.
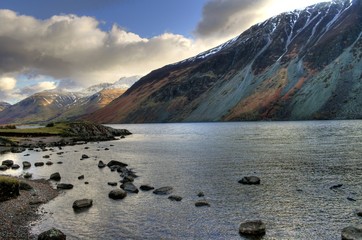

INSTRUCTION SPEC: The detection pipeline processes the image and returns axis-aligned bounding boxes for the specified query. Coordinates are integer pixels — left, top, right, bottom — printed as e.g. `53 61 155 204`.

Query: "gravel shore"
0 177 59 240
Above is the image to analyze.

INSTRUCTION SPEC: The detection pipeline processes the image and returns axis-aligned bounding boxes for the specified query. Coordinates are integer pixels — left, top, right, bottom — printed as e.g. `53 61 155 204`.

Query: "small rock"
2 160 14 167
342 226 362 240
43 155 50 159
19 181 33 191
153 186 173 195
34 162 45 167
108 182 117 186
57 161 63 164
11 164 20 169
238 176 261 185
104 148 109 151
0 165 8 171
78 175 84 180
357 210 362 217
84 147 89 149
121 176 134 183
107 160 128 168
197 192 205 197
23 161 31 169
121 182 139 193
195 201 210 207
24 172 33 179
98 160 106 168
330 184 343 190
29 200 44 205
81 154 89 160
72 199 93 210
84 182 89 185
57 183 74 190
38 227 66 240
168 195 182 201
109 189 127 200
49 172 61 181
347 197 357 202
46 161 53 166
140 185 155 191
239 220 266 237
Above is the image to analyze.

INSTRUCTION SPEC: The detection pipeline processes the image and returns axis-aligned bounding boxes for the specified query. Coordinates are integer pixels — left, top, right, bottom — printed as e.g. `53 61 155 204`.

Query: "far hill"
0 102 10 112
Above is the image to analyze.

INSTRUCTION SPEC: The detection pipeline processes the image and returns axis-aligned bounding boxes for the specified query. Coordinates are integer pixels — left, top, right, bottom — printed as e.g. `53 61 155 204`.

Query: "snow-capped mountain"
87 0 362 123
0 76 141 124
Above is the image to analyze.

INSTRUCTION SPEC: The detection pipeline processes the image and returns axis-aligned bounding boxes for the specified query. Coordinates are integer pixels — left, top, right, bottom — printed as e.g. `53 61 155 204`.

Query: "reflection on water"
1 120 362 239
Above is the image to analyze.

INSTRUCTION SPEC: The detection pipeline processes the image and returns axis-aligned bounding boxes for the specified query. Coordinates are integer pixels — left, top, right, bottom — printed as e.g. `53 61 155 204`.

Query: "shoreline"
0 176 59 239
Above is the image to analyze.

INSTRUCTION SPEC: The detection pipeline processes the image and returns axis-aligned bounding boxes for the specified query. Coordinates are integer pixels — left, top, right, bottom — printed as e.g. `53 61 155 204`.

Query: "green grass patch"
0 175 20 201
0 122 70 137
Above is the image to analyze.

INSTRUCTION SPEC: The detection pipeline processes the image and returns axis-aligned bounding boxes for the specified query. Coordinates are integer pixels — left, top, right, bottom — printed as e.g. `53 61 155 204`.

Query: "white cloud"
0 76 16 91
0 10 207 94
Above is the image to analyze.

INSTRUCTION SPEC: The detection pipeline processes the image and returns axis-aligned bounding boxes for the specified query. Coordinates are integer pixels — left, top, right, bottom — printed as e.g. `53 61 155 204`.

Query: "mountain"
87 0 362 123
0 102 10 112
0 91 81 124
0 76 140 124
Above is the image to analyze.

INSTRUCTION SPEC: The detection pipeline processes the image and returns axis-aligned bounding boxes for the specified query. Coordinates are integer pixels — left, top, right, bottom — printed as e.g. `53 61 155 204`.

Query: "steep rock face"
90 0 361 123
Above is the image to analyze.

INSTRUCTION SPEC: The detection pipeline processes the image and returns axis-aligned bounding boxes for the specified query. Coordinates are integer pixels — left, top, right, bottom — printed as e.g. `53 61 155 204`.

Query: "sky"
0 0 330 103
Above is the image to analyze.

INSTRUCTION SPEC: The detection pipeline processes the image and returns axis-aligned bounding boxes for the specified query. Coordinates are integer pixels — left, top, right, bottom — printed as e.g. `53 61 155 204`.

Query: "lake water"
1 121 362 239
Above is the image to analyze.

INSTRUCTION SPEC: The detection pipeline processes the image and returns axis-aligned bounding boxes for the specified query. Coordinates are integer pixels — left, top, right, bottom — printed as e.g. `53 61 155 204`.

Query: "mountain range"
86 0 362 123
0 76 140 124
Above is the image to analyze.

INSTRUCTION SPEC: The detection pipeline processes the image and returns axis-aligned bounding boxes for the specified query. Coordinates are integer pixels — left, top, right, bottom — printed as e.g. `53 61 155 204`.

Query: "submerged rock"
168 195 182 201
195 201 210 207
107 160 128 168
342 226 362 240
109 189 127 200
37 227 66 240
197 192 205 197
72 199 93 210
121 182 139 193
239 220 266 237
153 186 173 195
330 184 343 190
140 185 155 191
239 176 261 185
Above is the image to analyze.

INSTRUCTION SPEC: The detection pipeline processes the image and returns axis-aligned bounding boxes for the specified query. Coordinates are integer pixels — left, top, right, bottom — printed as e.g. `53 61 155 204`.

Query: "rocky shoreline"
0 177 59 240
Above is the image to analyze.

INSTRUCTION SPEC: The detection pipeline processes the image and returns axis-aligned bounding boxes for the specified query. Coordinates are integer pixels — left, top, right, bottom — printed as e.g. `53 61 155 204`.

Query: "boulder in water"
239 220 266 236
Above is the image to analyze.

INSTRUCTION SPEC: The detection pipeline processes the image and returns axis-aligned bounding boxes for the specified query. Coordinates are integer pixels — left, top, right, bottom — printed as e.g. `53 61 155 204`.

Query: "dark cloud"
194 0 269 42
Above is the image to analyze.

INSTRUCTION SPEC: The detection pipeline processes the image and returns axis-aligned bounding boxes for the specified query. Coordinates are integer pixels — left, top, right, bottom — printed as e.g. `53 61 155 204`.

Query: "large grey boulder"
38 227 66 240
72 199 93 210
239 220 266 237
109 189 127 200
342 226 362 240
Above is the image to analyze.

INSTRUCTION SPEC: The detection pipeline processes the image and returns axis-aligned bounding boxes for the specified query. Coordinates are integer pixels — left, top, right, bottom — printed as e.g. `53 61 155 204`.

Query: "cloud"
194 0 328 45
0 76 16 91
0 10 205 93
194 0 267 43
19 81 57 96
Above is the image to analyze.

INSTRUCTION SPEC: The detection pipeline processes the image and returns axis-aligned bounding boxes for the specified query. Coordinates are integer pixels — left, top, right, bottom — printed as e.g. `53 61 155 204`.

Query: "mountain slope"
0 91 81 124
0 102 10 112
87 0 362 123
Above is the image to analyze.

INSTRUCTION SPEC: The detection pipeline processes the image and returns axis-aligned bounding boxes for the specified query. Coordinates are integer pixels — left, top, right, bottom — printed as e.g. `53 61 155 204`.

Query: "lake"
1 121 362 239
